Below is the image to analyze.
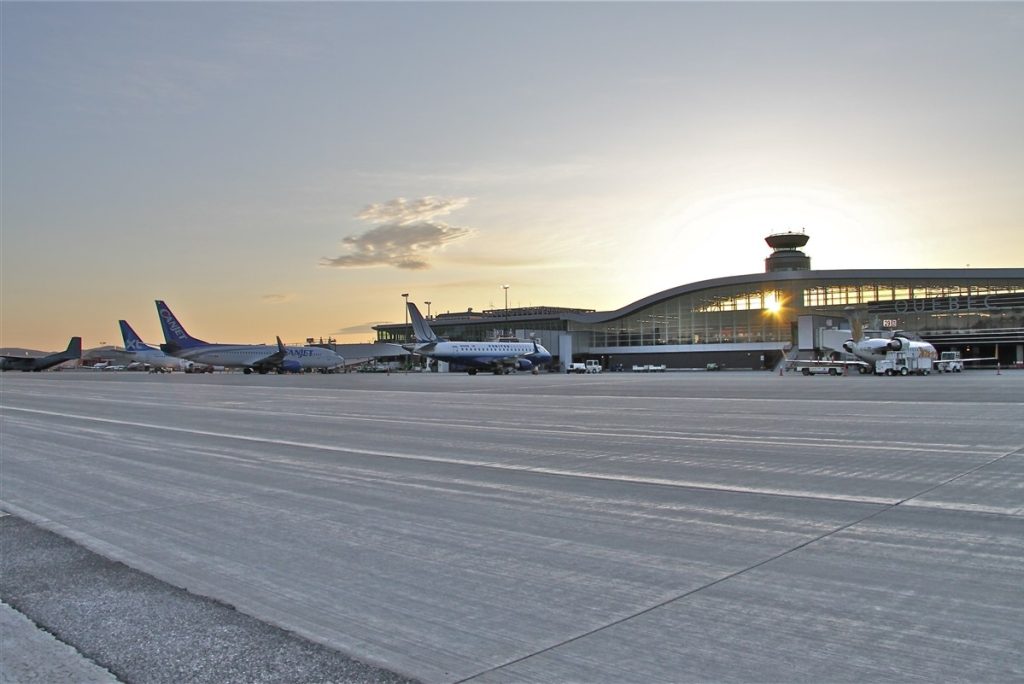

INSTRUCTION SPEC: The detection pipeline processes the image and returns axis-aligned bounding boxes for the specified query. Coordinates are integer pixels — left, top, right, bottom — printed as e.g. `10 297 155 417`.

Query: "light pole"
401 293 409 342
502 284 510 329
424 301 432 319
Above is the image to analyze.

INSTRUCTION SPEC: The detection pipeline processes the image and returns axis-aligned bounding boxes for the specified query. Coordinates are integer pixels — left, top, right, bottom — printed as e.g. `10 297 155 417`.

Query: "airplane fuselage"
0 338 81 372
412 340 552 372
843 336 937 365
167 343 343 372
127 348 196 371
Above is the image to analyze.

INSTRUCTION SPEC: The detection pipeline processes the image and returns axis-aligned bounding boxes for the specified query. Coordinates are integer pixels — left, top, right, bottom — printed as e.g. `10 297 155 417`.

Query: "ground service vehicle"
585 360 602 374
936 351 964 373
875 350 933 376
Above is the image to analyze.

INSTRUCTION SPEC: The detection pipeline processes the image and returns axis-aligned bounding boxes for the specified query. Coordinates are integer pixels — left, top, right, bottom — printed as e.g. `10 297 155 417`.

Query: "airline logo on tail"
119 320 154 352
155 300 207 348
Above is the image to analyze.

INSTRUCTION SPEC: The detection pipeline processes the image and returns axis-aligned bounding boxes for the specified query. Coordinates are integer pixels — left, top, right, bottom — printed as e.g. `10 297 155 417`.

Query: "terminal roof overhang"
566 267 1024 325
377 267 1024 330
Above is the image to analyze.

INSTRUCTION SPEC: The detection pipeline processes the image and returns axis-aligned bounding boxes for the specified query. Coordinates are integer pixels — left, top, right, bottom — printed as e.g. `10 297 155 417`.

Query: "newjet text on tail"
155 300 344 374
119 320 208 372
404 302 552 375
0 337 81 372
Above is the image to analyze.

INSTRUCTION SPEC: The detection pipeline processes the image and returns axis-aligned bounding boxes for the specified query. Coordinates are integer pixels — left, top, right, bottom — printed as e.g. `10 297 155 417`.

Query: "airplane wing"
248 337 289 371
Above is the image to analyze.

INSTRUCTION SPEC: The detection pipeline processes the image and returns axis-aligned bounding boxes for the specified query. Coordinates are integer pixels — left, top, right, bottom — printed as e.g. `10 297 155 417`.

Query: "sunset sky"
3 2 1022 350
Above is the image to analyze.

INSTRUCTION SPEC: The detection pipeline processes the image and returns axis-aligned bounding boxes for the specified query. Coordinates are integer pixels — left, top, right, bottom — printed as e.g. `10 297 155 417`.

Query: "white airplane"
119 320 206 373
840 329 937 373
795 320 991 374
155 300 345 374
404 302 552 375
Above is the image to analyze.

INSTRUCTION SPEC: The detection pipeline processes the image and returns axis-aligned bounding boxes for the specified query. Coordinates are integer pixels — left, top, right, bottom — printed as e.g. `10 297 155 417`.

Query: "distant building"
374 232 1024 369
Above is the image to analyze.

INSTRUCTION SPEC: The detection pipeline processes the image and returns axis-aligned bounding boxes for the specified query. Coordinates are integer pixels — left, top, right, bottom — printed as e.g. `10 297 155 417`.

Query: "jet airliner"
119 320 207 372
155 301 344 374
1 337 82 372
404 302 551 374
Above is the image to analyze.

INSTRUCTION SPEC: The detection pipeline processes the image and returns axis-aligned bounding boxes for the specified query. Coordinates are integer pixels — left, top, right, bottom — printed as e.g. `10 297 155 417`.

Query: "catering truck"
874 349 933 376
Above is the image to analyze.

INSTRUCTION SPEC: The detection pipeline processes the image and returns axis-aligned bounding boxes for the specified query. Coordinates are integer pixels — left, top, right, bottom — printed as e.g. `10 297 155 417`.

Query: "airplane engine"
515 358 534 371
281 359 303 373
842 339 855 353
887 338 904 351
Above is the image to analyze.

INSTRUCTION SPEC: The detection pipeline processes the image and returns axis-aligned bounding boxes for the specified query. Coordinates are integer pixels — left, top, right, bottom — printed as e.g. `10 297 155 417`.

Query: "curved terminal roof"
565 268 1024 325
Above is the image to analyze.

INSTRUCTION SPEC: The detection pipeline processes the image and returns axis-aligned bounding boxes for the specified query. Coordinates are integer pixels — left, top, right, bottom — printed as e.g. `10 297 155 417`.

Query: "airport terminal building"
374 233 1024 370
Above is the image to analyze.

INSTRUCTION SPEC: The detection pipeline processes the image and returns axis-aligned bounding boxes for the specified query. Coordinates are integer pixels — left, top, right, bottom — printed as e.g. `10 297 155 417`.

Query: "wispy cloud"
262 293 294 303
322 196 473 270
333 322 391 335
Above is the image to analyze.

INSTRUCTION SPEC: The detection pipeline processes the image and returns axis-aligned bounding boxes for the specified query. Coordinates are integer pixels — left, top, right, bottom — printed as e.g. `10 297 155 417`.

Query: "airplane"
793 319 993 374
404 302 552 375
0 337 82 372
155 300 344 374
119 320 207 373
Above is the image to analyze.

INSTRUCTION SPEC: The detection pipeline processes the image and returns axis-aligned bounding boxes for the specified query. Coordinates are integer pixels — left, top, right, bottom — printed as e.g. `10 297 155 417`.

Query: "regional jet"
0 337 82 372
404 302 551 375
155 301 344 374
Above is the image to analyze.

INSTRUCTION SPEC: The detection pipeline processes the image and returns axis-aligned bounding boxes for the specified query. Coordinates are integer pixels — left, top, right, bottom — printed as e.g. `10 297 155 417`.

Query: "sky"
2 2 1022 351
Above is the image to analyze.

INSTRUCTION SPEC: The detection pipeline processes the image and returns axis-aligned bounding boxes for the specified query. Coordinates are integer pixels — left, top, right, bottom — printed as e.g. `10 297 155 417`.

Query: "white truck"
875 350 933 376
935 351 964 373
567 360 603 374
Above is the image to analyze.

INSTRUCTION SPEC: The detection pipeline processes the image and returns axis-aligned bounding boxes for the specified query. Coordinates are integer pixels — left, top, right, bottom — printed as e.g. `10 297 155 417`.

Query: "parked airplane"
404 302 552 375
155 301 344 374
796 319 991 374
0 337 82 372
119 320 206 372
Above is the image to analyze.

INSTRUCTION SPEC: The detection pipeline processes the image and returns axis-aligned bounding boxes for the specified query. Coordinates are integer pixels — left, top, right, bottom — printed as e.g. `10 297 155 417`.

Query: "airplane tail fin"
407 302 438 344
64 337 82 357
119 320 156 352
851 317 863 341
155 300 208 349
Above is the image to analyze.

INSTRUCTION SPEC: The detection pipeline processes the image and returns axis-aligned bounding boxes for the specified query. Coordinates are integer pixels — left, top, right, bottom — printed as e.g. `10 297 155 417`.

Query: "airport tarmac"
1 370 1022 682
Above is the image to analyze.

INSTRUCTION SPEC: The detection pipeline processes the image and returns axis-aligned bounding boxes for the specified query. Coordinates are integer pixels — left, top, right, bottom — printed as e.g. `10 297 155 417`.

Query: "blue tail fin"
155 300 209 349
119 320 157 352
407 302 438 343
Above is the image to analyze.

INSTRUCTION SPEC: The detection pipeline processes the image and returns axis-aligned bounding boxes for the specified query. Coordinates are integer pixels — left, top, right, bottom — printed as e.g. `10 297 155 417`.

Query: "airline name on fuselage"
449 343 533 352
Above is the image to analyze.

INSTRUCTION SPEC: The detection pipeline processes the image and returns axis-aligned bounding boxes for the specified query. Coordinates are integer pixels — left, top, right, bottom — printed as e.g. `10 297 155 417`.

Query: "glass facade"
578 277 1024 349
375 274 1024 357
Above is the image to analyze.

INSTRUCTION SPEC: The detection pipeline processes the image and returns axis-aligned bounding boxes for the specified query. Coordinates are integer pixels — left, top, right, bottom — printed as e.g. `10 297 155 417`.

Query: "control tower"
765 230 811 272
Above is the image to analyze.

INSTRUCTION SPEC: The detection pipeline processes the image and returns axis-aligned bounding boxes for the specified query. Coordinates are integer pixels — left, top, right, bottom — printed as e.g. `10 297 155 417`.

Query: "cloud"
333 322 391 335
323 197 473 270
356 196 470 225
262 293 294 303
